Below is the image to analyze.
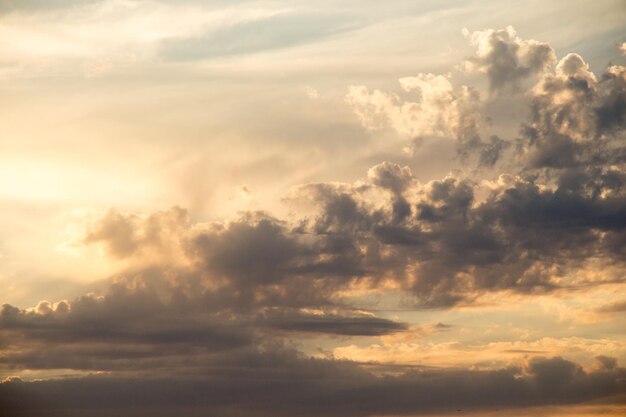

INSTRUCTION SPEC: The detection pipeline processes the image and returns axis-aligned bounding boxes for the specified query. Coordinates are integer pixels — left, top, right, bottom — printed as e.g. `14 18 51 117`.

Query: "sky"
0 0 625 416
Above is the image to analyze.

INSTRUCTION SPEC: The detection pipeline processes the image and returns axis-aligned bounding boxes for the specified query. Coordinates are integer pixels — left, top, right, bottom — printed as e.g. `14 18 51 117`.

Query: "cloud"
0 0 296 77
0 283 256 373
0 0 99 13
1 23 625 417
0 354 624 417
160 11 360 60
338 31 625 308
347 26 626 172
345 74 481 143
463 25 556 92
293 165 626 306
259 309 408 336
596 299 626 314
80 152 625 311
334 334 626 371
519 54 626 170
367 161 414 195
0 239 408 373
84 206 190 261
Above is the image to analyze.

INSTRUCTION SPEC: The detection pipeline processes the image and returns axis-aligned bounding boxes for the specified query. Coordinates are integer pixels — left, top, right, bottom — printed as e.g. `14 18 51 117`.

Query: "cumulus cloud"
347 26 625 173
338 27 626 312
519 53 626 171
77 151 626 311
463 25 556 92
290 163 626 306
345 73 482 144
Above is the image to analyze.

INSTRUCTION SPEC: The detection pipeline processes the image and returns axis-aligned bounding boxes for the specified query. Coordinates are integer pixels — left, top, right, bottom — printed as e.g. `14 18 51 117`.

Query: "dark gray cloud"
367 162 414 195
0 292 249 348
0 281 254 372
292 158 626 306
0 354 624 417
0 256 407 373
259 309 408 336
458 135 510 167
190 214 307 286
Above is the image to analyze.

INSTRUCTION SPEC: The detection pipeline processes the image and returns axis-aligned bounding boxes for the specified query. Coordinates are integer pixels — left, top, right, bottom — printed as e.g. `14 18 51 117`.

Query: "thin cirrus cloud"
0 1 625 416
159 12 363 61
